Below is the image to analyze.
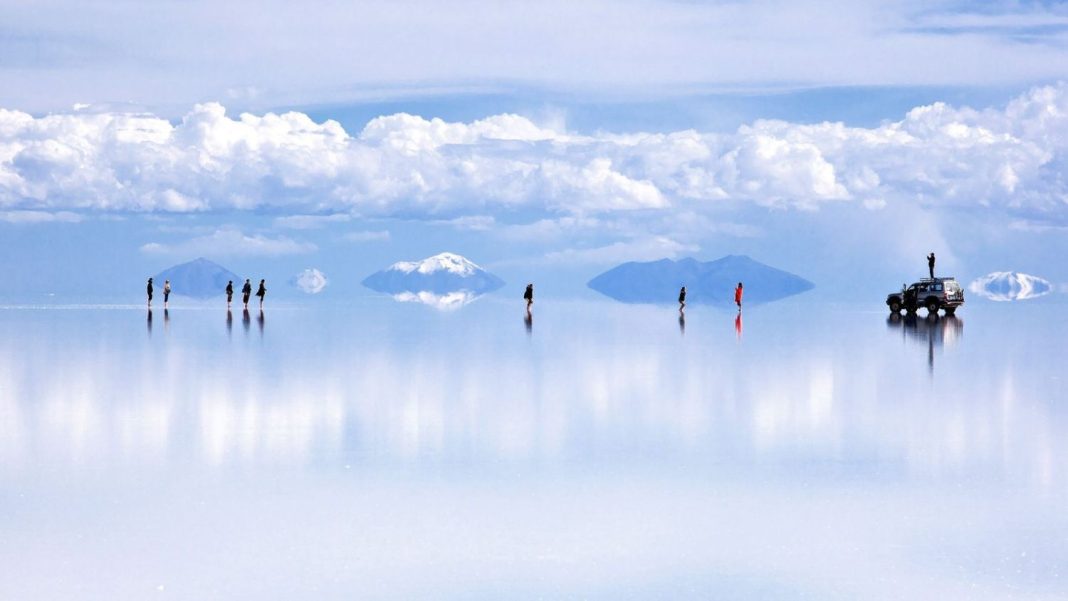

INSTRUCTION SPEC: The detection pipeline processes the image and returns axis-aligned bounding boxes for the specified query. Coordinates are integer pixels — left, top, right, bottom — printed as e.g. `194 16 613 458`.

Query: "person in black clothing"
523 283 534 311
146 277 153 306
226 280 234 308
927 252 936 280
256 279 266 308
242 279 252 308
678 286 686 311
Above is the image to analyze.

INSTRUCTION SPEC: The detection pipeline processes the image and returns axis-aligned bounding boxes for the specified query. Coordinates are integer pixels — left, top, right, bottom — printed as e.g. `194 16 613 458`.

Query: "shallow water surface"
0 299 1065 599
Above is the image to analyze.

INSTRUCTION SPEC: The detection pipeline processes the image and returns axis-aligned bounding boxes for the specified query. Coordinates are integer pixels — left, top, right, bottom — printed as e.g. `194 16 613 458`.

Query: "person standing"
226 280 234 308
678 286 687 311
146 277 154 306
524 283 534 312
256 279 267 309
163 280 171 307
927 252 936 280
242 279 252 309
734 282 744 311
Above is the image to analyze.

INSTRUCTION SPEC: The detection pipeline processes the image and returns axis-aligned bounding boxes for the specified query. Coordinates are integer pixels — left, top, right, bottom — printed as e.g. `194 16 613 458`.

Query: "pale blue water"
1 298 1066 599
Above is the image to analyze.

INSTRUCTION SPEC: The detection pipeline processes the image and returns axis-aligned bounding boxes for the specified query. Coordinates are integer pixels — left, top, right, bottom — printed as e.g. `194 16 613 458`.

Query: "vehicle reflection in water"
887 312 963 371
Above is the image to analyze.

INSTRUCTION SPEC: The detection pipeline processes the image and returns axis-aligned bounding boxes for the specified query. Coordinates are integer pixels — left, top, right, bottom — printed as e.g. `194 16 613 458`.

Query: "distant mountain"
968 271 1052 302
588 255 813 305
362 252 505 297
154 258 240 299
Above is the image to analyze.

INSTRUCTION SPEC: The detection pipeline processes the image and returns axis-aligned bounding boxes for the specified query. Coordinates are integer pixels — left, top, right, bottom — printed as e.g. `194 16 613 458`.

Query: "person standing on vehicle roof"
927 253 935 279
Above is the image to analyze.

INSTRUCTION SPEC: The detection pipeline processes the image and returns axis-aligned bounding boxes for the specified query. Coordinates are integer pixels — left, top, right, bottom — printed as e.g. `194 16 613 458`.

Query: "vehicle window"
934 284 943 291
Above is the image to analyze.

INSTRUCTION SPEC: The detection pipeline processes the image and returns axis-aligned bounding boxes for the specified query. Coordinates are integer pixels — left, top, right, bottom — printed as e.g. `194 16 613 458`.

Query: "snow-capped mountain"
968 272 1052 302
389 252 480 276
362 252 505 298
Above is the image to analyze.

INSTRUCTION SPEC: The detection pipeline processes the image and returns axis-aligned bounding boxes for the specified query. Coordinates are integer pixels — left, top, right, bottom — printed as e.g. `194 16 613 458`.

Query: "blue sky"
1 0 1068 301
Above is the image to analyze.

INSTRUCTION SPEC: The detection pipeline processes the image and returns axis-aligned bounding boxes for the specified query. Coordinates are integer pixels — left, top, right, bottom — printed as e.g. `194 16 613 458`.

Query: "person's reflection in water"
147 308 153 337
524 310 533 336
226 310 233 340
678 311 685 335
257 309 265 337
735 312 743 340
163 308 170 334
242 308 251 335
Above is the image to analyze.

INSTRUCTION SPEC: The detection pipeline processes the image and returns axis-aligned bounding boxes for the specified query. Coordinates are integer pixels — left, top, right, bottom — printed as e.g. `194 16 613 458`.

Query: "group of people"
148 277 751 313
676 282 745 312
146 277 267 309
225 279 267 309
145 278 171 308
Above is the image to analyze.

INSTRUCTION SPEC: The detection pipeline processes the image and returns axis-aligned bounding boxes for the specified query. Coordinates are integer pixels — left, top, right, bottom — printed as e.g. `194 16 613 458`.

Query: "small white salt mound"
968 271 1051 301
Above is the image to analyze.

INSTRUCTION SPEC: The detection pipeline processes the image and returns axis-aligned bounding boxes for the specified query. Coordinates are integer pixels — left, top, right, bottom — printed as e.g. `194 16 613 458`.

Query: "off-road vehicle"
886 277 964 315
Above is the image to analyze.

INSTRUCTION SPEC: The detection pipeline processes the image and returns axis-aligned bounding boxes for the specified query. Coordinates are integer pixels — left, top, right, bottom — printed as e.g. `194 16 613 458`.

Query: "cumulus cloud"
140 228 316 257
292 268 328 294
3 84 1068 223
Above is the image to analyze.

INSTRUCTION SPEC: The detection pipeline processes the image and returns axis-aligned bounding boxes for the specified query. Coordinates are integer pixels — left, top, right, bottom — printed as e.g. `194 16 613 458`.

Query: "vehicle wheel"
944 307 956 316
925 299 939 315
889 300 901 313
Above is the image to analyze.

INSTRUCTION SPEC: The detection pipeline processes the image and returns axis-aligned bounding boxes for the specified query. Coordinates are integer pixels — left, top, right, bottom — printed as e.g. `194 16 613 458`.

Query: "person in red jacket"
734 282 743 311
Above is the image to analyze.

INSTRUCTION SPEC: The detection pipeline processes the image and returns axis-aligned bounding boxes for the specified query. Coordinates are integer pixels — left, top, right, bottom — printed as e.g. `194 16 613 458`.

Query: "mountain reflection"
0 303 1060 494
392 290 482 310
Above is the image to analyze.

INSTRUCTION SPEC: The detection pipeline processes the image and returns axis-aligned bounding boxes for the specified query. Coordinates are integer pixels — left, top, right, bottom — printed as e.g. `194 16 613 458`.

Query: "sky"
1 0 1068 301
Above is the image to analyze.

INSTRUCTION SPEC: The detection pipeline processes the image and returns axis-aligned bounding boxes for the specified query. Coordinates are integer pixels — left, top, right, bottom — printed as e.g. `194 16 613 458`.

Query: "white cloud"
343 230 391 242
541 236 699 265
274 214 352 229
2 84 1068 224
4 1 1068 112
0 210 82 224
292 268 328 294
140 228 316 257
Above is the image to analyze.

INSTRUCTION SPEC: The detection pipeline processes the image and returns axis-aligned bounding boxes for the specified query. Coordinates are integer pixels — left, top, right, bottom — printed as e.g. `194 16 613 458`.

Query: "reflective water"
1 299 1066 600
